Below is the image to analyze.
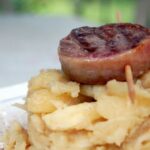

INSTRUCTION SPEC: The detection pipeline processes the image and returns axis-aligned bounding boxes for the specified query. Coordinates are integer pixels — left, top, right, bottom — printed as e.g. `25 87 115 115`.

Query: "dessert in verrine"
3 23 150 150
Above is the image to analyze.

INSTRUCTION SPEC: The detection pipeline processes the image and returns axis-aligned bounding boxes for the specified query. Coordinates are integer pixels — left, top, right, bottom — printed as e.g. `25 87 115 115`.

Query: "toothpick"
116 10 122 23
125 65 135 103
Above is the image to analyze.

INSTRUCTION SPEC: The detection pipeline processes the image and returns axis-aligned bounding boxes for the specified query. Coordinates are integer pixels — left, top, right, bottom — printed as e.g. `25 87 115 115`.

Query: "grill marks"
58 23 150 84
60 23 150 58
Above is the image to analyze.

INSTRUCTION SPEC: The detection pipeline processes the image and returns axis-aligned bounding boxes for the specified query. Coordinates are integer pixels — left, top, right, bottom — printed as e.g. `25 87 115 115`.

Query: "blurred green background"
0 0 137 24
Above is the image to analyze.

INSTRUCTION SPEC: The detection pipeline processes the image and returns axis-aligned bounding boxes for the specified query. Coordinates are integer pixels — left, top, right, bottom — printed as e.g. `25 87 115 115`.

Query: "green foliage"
11 0 136 23
80 0 136 23
12 0 74 15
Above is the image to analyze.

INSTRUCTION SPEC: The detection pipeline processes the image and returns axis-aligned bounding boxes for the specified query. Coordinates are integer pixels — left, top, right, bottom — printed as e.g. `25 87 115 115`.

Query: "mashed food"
3 69 150 150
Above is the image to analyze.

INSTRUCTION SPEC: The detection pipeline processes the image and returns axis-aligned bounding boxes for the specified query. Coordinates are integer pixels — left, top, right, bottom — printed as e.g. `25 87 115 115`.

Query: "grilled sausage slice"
58 23 150 84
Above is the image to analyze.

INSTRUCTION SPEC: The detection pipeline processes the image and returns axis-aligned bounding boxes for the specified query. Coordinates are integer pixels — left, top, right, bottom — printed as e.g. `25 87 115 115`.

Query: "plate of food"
1 23 150 150
0 83 28 149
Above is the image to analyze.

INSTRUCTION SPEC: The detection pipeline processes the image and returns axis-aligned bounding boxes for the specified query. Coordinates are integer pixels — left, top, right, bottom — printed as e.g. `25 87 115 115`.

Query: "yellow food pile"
3 69 150 150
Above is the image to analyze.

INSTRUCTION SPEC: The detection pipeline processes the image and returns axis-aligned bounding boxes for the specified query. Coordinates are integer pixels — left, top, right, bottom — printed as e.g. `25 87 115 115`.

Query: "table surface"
0 15 94 87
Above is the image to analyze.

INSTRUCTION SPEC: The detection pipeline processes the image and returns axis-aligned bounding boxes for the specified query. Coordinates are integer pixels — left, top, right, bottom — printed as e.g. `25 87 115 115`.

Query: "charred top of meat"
59 23 150 58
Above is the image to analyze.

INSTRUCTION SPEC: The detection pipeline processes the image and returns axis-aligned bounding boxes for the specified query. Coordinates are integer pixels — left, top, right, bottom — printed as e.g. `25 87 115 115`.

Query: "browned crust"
59 38 150 84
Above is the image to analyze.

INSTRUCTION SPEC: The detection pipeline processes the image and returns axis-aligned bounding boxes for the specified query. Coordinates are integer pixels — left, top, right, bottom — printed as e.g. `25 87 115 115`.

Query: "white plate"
0 83 28 149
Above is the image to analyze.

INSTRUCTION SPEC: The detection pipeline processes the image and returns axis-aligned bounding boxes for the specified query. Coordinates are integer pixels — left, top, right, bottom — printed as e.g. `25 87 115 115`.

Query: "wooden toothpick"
116 10 122 23
125 65 135 103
